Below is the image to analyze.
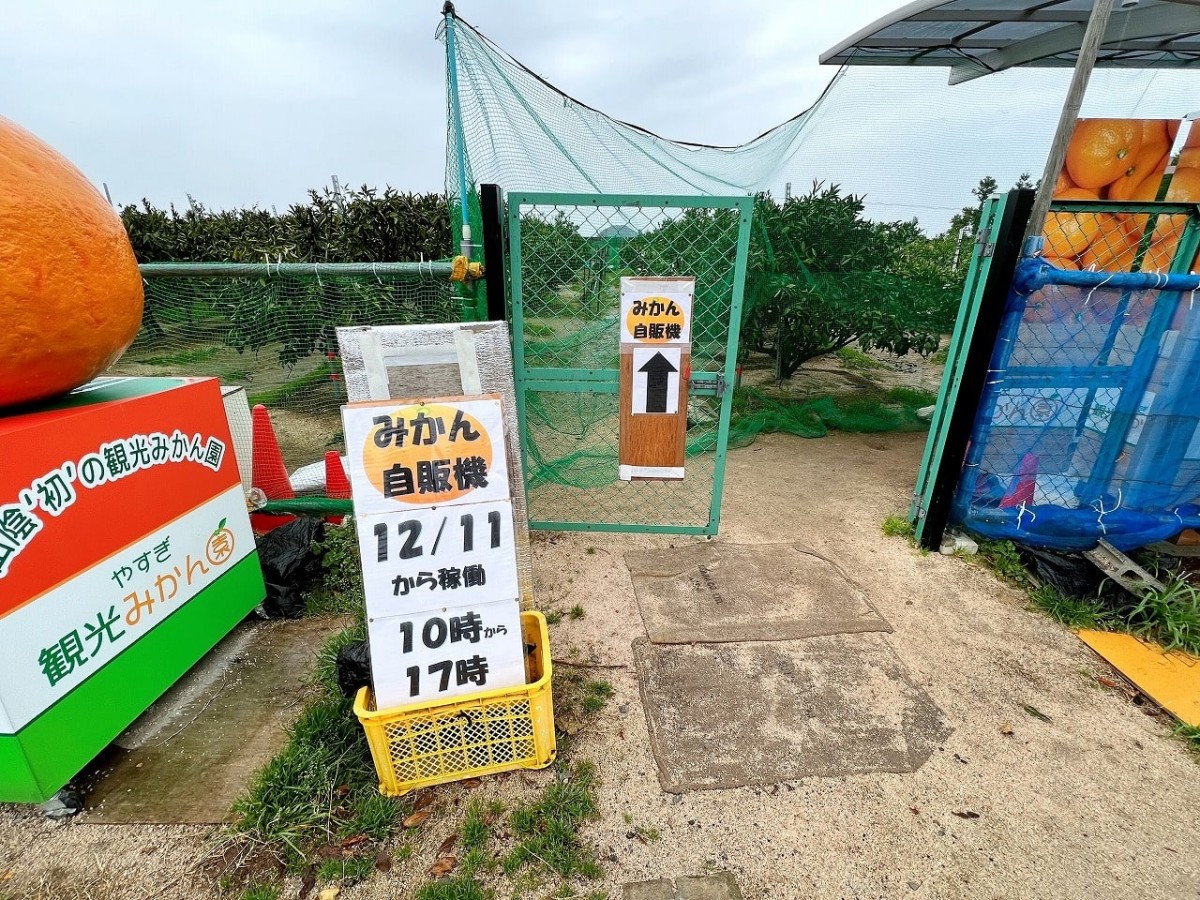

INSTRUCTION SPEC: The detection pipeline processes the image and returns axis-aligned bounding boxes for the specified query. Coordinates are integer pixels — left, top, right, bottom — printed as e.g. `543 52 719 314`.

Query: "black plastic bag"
336 639 373 698
256 517 325 619
1019 546 1103 597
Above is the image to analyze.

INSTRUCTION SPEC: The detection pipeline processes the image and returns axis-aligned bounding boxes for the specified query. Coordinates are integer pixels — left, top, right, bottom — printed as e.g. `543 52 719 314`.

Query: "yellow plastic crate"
354 610 556 796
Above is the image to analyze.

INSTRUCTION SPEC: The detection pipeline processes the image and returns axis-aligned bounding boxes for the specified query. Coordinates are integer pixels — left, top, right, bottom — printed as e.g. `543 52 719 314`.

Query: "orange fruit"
1079 219 1139 271
1177 147 1200 169
1053 168 1076 197
1066 118 1143 190
1137 167 1200 259
1044 187 1114 259
1044 255 1080 271
0 116 142 408
1106 120 1170 201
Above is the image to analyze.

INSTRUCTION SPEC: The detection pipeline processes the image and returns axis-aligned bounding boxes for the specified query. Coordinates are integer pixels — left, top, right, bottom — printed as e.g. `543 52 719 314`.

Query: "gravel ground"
3 355 1199 899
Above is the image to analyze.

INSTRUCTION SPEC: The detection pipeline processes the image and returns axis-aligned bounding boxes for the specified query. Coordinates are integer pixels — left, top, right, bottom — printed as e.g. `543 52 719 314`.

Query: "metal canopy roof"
820 0 1200 83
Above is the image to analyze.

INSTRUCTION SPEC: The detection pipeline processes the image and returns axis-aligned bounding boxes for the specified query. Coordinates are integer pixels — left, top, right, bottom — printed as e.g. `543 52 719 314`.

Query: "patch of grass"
462 801 490 851
545 610 564 625
569 604 585 620
140 345 221 367
1027 585 1115 630
342 791 400 841
318 854 375 885
226 621 384 871
885 386 937 408
881 515 914 538
585 546 597 555
581 681 614 715
239 884 281 900
1127 574 1200 655
1174 723 1200 754
306 520 365 616
394 843 414 862
931 347 950 366
977 538 1028 584
836 346 884 370
415 876 491 900
247 363 335 408
503 761 602 880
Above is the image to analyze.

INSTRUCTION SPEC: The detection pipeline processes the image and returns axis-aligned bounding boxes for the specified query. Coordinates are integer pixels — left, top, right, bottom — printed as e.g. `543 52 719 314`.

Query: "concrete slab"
624 543 889 645
80 616 343 824
634 634 951 792
622 873 743 900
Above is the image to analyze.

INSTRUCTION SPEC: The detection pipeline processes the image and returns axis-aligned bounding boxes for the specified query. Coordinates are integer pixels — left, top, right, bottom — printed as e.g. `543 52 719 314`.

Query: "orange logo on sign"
625 295 686 343
206 518 235 566
360 403 494 504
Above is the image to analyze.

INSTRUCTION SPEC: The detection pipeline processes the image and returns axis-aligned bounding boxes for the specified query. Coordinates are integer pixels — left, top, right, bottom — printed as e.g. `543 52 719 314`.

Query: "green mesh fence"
511 196 749 531
107 262 460 468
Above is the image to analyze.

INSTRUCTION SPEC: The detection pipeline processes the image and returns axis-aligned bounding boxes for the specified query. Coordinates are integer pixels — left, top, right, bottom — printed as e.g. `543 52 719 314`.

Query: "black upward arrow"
638 352 677 413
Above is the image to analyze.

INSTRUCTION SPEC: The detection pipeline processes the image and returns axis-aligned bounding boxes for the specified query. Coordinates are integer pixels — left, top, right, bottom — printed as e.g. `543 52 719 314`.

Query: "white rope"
1092 487 1123 536
1015 501 1036 531
1082 270 1114 308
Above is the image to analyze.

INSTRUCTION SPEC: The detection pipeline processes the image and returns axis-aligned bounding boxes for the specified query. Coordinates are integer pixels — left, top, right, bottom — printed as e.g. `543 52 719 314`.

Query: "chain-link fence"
954 200 1200 550
107 262 461 468
511 195 750 533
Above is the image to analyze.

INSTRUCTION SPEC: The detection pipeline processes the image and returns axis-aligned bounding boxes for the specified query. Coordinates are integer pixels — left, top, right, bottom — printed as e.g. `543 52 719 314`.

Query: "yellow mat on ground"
1077 630 1200 727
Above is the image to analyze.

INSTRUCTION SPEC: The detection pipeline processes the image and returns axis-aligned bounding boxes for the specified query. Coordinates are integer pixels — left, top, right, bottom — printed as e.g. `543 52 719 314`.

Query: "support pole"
1022 0 1116 254
443 2 473 260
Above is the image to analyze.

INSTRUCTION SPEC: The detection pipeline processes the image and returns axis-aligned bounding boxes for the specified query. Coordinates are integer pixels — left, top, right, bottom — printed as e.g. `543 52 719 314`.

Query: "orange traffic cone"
250 404 295 533
325 451 351 499
324 451 351 525
251 404 294 500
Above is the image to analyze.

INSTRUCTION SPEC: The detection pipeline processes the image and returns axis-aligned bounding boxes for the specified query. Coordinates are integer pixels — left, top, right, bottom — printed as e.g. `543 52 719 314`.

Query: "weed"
585 547 597 555
581 681 613 715
1127 575 1200 655
881 515 914 538
318 854 375 885
247 363 337 408
141 346 220 367
226 622 380 871
885 386 937 408
1027 585 1115 630
570 604 585 620
977 539 1028 584
503 761 602 880
239 884 280 900
931 347 950 366
525 322 556 338
342 791 401 841
1174 722 1200 754
545 610 564 625
460 847 491 878
462 801 490 850
836 346 883 370
621 812 633 825
307 520 365 617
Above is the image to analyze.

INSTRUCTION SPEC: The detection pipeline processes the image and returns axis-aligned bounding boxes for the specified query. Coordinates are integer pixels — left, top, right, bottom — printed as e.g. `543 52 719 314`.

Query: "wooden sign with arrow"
618 277 693 481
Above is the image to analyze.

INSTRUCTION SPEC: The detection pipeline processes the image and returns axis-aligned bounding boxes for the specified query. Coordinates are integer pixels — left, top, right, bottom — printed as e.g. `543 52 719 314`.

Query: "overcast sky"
0 2 1193 231
0 1 936 206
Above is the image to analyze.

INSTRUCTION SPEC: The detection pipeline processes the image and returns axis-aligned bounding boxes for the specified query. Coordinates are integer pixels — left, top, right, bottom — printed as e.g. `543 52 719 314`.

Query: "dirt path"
3 430 1199 899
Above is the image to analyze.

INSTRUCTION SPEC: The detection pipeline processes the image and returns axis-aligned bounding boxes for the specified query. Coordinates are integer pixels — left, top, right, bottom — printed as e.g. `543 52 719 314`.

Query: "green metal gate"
507 193 753 534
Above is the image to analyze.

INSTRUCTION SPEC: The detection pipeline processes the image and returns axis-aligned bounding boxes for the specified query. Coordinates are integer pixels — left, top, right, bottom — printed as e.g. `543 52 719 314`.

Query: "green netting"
108 263 459 468
726 388 936 447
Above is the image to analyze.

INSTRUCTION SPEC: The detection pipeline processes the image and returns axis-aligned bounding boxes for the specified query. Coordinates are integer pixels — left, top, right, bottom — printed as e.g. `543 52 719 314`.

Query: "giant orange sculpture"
0 116 143 408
